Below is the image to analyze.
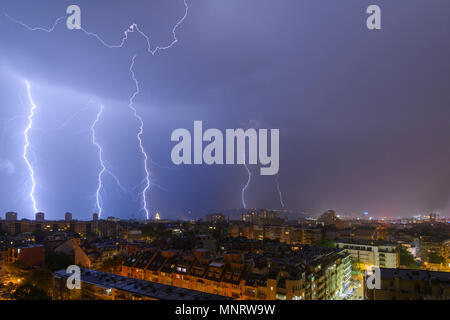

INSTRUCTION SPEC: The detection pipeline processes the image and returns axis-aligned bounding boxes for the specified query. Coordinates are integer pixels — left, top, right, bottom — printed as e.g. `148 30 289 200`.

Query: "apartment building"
119 245 351 300
365 268 450 300
3 244 45 267
443 240 450 264
0 219 99 237
281 227 322 245
53 268 230 300
230 224 322 245
0 218 128 238
416 236 449 264
242 210 285 225
291 246 352 300
0 252 5 278
335 239 399 270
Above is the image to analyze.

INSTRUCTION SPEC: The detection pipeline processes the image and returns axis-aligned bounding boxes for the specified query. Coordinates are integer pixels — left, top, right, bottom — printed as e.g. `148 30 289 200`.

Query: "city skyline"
1 208 449 223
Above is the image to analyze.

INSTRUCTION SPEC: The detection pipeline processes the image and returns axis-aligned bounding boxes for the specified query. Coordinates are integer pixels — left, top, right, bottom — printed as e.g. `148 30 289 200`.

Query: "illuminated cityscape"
0 209 449 300
0 0 449 307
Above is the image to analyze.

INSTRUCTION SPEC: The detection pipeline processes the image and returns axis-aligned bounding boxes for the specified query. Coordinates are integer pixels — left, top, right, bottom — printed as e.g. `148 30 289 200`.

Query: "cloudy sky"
1 0 450 220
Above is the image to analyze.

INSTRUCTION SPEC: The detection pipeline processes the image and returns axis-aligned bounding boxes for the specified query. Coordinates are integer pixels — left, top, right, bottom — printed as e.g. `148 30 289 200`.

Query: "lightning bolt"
128 55 151 219
5 0 189 56
91 104 106 217
6 0 190 220
24 80 39 214
80 0 189 56
242 164 251 208
240 127 253 209
276 174 285 208
4 13 66 33
91 104 129 218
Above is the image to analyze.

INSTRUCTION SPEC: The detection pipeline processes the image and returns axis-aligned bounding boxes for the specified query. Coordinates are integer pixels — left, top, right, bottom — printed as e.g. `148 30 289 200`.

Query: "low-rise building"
229 224 322 245
336 239 399 270
53 268 231 300
416 236 449 267
118 245 350 300
6 244 45 267
206 213 227 224
365 268 450 300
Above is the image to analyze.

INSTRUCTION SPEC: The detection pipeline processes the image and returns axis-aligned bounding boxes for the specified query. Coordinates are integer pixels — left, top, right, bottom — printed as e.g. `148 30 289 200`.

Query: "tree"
5 260 27 278
25 268 54 295
263 238 280 244
351 259 365 274
428 252 446 265
399 245 416 267
318 238 336 248
32 229 47 243
12 283 50 300
100 256 123 274
212 227 227 242
46 251 73 272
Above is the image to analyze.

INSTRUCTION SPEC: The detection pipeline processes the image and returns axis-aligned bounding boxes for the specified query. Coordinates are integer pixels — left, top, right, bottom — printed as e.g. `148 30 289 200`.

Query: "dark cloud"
1 0 450 220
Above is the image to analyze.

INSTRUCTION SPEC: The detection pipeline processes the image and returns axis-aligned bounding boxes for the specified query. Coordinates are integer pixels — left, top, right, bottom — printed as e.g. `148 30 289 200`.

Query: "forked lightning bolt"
5 0 189 55
276 174 285 208
6 1 190 219
91 104 129 218
80 0 189 55
4 13 66 33
129 55 151 219
24 80 39 214
91 104 106 217
242 164 251 208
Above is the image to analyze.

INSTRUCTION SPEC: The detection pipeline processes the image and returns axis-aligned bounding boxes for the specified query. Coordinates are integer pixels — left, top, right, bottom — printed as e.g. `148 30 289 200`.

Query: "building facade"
119 246 351 300
335 239 399 270
365 268 450 300
53 268 230 300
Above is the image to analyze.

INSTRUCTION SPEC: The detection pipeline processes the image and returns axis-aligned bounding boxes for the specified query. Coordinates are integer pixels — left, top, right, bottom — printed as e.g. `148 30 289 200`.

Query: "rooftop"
54 268 231 300
336 238 398 247
380 268 450 283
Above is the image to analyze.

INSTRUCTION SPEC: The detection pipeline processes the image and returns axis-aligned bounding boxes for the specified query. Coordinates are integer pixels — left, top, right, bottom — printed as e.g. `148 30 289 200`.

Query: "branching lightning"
24 80 39 214
4 13 66 33
276 174 285 208
5 0 189 56
82 0 188 220
6 1 190 219
91 104 129 217
242 164 251 208
129 55 151 219
80 0 189 56
91 104 106 217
